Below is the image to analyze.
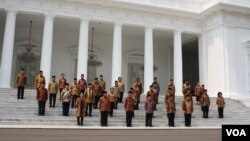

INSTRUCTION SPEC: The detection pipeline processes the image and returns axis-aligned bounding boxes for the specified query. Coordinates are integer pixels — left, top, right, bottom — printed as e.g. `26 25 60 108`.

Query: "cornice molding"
0 0 202 33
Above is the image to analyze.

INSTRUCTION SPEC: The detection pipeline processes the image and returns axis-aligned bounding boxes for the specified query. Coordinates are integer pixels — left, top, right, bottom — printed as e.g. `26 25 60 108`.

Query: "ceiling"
0 11 197 45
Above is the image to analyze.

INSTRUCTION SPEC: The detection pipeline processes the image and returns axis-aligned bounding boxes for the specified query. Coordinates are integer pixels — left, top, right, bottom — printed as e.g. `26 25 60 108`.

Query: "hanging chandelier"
20 20 37 63
88 27 102 67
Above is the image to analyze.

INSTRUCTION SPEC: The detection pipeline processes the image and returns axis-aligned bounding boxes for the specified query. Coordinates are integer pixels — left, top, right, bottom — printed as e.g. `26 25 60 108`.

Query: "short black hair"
52 75 56 78
88 83 92 85
74 78 77 80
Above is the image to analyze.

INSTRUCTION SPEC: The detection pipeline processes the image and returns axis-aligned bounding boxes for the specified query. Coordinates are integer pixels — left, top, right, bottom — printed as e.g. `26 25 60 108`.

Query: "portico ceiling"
0 11 197 46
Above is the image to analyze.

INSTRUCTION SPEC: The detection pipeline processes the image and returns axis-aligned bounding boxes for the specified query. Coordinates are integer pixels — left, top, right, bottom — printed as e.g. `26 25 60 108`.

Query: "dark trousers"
71 95 78 108
167 113 175 127
38 101 46 115
94 96 100 109
62 102 70 116
184 113 192 126
109 102 115 116
85 103 93 116
59 88 64 97
119 92 124 103
145 113 153 127
202 106 209 118
17 86 25 99
77 117 84 125
100 111 108 126
49 94 56 107
126 111 133 127
196 96 200 103
156 92 159 104
114 100 118 109
218 107 224 118
135 101 139 110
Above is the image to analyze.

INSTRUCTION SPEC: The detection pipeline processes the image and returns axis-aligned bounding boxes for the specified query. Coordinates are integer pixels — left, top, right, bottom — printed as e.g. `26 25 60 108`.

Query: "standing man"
58 73 67 96
166 95 176 127
36 82 48 116
167 79 175 98
61 83 71 116
76 94 86 126
124 91 135 127
83 83 94 117
78 74 87 94
92 78 103 109
146 85 157 111
133 77 143 109
99 74 106 92
107 87 117 117
182 95 193 127
152 77 160 104
16 68 27 99
113 81 119 109
144 95 155 127
200 89 210 118
118 77 125 103
216 92 225 118
99 91 110 127
35 70 46 91
194 82 203 104
70 78 80 108
183 79 191 96
48 75 58 108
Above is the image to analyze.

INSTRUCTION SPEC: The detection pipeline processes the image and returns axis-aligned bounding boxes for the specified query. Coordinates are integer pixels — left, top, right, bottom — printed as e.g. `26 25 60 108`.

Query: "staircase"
0 88 250 127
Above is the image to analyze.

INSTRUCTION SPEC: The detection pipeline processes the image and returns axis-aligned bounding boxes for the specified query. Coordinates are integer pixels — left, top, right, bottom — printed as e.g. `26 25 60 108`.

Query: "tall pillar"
144 26 154 94
111 23 122 86
77 19 89 79
40 14 54 87
173 30 183 96
0 10 17 88
198 34 205 84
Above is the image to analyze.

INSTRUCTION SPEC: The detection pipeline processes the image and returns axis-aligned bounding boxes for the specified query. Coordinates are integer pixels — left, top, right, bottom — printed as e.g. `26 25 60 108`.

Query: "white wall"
203 26 226 97
226 27 250 96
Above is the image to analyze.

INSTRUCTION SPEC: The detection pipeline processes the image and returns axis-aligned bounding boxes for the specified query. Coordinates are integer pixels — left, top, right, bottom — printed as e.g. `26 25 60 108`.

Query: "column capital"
144 25 154 30
5 8 17 14
79 16 91 22
5 5 18 13
174 29 183 34
43 12 55 18
113 22 123 26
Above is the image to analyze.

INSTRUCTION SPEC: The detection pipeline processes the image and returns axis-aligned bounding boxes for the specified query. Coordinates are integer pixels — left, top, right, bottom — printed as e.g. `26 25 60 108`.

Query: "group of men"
16 69 225 127
164 79 226 127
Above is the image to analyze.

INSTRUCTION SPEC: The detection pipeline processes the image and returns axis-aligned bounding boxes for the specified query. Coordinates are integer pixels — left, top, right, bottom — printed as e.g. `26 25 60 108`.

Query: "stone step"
1 88 250 127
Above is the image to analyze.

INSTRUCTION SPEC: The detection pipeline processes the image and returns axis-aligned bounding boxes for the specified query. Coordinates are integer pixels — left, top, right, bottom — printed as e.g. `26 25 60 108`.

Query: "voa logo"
226 129 246 136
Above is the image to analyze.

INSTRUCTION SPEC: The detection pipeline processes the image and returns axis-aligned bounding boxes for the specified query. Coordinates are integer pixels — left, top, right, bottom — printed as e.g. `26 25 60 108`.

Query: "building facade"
0 0 250 97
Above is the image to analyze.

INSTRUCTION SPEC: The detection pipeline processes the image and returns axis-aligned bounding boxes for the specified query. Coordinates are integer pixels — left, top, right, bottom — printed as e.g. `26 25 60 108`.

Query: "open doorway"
182 38 199 95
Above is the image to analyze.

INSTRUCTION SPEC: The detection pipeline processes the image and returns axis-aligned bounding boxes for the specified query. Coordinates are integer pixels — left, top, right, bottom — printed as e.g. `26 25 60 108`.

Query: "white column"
40 14 54 87
198 34 205 84
144 26 154 94
173 30 183 96
77 19 89 79
111 23 122 86
0 10 17 88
